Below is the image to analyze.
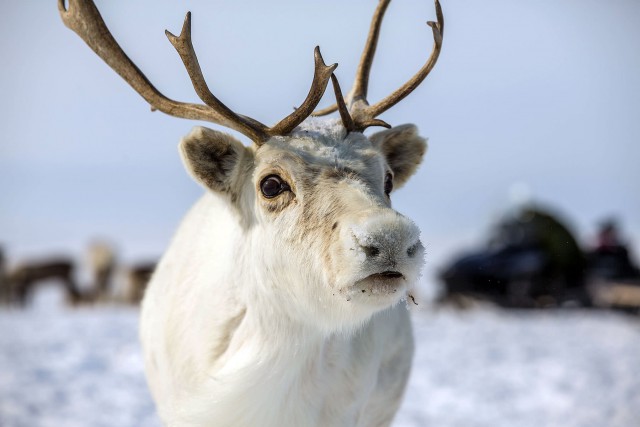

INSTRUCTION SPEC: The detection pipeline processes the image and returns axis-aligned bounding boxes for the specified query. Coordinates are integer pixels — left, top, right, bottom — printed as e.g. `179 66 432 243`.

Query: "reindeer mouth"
350 271 407 298
369 271 404 280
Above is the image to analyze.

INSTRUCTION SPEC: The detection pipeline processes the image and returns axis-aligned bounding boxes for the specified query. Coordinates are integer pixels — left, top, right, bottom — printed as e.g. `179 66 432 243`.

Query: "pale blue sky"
1 0 639 285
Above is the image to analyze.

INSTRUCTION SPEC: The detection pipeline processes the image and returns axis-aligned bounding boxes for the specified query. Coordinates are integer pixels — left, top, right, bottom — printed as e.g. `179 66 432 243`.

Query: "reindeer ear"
179 126 254 199
370 124 427 189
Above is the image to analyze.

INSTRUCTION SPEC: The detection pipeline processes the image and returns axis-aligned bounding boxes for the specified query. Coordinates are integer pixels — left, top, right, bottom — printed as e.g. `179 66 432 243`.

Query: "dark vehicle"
440 206 590 308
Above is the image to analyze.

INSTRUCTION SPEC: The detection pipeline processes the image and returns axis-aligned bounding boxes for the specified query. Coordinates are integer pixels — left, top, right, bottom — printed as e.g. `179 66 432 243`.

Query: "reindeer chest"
198 313 411 427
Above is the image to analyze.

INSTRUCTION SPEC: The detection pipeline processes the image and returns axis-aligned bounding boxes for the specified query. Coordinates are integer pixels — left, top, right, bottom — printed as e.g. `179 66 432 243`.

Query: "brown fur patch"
180 127 253 206
370 124 427 189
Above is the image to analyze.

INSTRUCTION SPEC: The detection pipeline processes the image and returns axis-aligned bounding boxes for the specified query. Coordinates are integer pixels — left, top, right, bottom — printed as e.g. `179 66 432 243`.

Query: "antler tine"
269 47 337 137
165 12 270 143
351 0 392 106
311 0 390 118
329 74 356 133
58 0 246 133
314 0 444 133
361 0 443 120
59 0 336 145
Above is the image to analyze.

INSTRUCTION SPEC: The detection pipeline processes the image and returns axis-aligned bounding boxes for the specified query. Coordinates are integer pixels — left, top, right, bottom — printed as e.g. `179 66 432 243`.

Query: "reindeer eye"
260 175 289 198
384 173 393 196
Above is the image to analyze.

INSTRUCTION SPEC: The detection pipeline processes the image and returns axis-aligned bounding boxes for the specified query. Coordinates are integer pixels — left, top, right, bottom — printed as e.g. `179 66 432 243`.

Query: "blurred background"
1 1 639 426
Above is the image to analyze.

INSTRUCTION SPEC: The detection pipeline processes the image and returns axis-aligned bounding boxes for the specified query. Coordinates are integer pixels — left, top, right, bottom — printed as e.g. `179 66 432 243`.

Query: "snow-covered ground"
1 299 639 427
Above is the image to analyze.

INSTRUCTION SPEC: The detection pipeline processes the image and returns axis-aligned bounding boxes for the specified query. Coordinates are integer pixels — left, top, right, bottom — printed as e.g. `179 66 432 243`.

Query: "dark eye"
384 173 393 196
260 175 289 198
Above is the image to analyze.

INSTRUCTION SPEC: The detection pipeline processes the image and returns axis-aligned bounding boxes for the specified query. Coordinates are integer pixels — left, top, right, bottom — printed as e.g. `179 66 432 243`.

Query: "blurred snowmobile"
439 206 592 308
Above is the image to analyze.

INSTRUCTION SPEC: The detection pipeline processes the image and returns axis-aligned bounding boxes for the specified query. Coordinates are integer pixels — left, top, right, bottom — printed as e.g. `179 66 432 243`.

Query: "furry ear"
370 124 427 189
179 126 254 201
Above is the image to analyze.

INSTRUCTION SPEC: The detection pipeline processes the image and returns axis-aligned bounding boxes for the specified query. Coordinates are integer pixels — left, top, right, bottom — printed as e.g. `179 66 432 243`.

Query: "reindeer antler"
58 0 336 145
318 0 444 132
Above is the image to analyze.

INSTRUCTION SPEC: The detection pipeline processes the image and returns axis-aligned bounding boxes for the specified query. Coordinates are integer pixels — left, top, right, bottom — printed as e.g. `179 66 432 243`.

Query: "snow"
1 300 639 427
397 306 640 427
0 306 158 427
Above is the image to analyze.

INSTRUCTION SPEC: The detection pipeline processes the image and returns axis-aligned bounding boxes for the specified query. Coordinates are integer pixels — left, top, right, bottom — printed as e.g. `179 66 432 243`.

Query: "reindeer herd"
0 244 155 307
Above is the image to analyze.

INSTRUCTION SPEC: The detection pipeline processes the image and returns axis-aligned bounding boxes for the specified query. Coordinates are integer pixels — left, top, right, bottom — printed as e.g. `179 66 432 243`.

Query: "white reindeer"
59 0 444 425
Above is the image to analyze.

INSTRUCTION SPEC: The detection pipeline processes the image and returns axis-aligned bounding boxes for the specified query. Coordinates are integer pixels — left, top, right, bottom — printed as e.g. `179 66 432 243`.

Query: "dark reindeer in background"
0 243 153 306
0 251 81 306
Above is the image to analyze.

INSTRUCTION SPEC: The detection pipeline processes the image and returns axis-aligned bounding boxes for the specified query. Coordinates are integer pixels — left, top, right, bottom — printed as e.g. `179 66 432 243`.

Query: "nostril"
362 246 380 258
407 242 420 257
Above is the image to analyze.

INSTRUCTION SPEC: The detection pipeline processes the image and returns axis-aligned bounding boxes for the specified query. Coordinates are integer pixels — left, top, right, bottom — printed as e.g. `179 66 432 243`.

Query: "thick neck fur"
141 192 413 427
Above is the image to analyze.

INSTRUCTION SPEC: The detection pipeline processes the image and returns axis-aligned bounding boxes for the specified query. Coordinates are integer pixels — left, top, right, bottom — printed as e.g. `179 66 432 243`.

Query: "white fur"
140 123 425 427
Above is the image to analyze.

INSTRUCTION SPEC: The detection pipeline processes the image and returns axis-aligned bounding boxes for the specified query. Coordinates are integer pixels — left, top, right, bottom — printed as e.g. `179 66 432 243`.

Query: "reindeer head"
59 0 444 331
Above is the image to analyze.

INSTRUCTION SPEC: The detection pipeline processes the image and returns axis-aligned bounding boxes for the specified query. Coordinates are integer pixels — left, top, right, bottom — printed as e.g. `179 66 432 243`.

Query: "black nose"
407 242 420 257
362 245 380 258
